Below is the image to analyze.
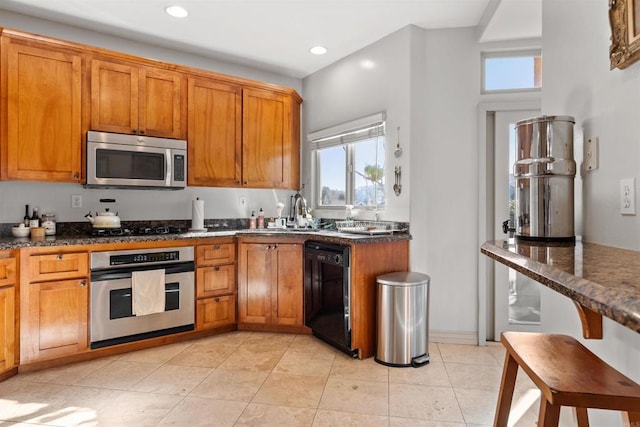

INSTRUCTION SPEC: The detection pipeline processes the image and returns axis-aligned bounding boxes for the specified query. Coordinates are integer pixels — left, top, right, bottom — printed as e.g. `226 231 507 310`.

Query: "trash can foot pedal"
411 353 430 367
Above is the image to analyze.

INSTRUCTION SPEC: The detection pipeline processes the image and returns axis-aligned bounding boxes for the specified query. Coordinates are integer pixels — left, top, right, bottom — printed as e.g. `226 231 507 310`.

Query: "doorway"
477 101 541 344
493 110 541 338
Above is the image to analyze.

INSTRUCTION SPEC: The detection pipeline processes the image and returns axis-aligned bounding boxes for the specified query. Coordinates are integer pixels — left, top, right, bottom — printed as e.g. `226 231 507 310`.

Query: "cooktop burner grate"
90 226 185 237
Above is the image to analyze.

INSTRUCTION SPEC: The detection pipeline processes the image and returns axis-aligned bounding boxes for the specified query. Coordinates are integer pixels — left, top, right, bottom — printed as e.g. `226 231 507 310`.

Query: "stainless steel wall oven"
304 241 355 357
90 246 194 349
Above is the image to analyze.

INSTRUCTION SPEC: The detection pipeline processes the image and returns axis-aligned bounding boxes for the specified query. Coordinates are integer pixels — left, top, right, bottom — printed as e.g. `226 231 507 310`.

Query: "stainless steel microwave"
86 131 187 190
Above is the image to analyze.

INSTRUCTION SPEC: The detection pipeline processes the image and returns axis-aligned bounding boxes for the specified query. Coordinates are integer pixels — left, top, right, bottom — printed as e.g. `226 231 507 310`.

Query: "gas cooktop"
90 226 185 237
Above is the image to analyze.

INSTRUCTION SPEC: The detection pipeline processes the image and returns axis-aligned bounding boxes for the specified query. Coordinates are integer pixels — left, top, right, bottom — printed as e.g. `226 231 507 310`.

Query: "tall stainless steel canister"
514 115 576 242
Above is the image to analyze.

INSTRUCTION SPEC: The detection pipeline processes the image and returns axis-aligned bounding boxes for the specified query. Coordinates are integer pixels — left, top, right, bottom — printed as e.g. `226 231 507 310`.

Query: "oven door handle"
91 261 194 281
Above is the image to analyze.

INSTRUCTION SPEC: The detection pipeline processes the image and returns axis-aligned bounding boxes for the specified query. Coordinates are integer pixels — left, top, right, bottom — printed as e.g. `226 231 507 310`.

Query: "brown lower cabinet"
195 239 237 330
0 252 16 378
237 238 304 330
20 250 89 364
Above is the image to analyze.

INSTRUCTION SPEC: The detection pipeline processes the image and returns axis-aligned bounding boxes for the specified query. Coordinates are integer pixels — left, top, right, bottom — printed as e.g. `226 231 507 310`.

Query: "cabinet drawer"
196 295 236 329
197 243 235 266
0 258 16 287
196 264 236 297
29 252 89 282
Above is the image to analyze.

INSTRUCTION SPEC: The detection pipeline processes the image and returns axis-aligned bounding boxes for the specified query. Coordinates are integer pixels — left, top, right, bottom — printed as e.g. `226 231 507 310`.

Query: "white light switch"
586 137 599 171
620 178 636 215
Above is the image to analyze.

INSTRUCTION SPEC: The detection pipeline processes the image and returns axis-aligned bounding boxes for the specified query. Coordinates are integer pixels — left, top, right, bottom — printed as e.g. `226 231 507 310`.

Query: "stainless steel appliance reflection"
90 246 194 348
514 115 576 242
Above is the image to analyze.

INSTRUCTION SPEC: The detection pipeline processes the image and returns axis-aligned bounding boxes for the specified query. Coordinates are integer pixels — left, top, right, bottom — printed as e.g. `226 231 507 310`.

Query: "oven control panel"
91 246 194 270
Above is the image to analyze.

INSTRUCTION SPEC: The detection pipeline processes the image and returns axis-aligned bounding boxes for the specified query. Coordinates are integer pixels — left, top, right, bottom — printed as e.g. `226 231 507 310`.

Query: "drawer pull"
56 254 63 260
80 280 87 287
215 297 220 302
214 245 220 250
215 266 220 271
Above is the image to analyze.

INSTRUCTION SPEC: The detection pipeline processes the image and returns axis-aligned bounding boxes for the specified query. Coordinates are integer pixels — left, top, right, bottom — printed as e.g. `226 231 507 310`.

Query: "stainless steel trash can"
375 272 430 368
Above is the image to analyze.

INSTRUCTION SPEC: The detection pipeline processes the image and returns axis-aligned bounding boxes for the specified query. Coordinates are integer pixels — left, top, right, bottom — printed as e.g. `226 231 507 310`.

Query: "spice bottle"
257 208 265 228
249 211 257 229
29 208 40 228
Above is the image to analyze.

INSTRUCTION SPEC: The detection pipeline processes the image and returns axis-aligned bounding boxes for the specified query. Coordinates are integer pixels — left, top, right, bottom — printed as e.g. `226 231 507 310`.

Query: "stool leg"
574 407 589 427
622 411 640 427
494 351 519 427
538 400 560 427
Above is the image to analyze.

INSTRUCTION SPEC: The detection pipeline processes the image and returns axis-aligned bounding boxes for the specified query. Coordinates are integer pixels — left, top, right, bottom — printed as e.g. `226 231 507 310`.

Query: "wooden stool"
494 332 640 427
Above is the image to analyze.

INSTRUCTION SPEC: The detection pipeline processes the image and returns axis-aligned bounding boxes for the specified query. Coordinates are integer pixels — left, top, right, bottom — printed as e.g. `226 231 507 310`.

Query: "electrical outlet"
239 196 247 209
620 178 636 215
71 194 82 208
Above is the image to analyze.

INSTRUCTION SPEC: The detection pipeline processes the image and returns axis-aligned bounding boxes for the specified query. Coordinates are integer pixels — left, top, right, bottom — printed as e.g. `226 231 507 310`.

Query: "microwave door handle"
165 149 172 187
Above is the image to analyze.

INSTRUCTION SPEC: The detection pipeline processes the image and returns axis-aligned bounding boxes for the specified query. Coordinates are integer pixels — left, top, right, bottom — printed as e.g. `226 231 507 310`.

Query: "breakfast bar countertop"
481 239 640 335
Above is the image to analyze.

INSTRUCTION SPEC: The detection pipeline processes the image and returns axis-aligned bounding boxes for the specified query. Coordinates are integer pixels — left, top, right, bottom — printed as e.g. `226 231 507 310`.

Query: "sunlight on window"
353 137 385 207
483 50 542 93
318 146 346 206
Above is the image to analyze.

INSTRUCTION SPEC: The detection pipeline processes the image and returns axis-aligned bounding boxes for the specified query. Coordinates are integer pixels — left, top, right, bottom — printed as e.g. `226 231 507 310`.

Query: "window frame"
308 113 386 212
481 49 542 94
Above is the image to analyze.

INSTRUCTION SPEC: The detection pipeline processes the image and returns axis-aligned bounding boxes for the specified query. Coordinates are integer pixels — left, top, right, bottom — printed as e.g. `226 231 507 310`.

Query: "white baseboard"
429 330 477 345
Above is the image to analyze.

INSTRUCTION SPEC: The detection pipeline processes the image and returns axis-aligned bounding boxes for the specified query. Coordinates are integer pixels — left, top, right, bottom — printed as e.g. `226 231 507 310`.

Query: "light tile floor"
0 332 555 426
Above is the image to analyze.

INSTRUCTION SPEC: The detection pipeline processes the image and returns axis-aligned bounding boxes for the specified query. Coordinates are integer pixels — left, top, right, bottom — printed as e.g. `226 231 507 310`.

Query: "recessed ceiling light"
310 46 327 55
165 5 188 18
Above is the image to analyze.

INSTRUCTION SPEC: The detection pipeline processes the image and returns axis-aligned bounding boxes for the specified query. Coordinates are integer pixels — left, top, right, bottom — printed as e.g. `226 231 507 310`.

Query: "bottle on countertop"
23 204 30 227
249 211 257 229
29 207 40 228
257 208 265 228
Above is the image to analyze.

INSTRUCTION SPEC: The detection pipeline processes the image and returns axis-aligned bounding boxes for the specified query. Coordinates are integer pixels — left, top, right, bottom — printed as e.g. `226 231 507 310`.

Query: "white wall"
0 12 302 224
542 1 640 425
302 26 415 223
303 25 483 337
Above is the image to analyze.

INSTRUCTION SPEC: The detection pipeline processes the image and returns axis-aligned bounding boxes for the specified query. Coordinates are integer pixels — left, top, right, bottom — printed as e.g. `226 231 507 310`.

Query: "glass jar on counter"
41 213 56 236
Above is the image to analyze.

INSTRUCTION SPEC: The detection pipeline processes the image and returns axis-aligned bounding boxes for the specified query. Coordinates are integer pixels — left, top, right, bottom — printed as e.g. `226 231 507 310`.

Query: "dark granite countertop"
0 228 411 250
481 239 640 334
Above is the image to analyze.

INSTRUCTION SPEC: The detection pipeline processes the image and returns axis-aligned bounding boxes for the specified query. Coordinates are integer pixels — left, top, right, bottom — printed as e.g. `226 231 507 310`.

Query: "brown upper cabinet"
0 32 83 182
188 81 301 189
187 77 243 187
90 58 186 139
242 88 300 189
0 27 301 188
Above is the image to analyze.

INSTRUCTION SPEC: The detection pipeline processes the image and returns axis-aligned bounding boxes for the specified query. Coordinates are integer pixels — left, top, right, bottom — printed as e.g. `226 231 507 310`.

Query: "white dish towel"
132 269 166 316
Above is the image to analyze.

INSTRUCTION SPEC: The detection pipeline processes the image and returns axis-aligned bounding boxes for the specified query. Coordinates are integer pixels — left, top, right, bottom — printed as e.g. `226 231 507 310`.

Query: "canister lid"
377 271 430 286
516 115 575 126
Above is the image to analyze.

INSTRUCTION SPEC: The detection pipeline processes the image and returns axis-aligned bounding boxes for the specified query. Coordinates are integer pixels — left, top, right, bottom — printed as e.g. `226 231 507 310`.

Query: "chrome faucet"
292 191 307 227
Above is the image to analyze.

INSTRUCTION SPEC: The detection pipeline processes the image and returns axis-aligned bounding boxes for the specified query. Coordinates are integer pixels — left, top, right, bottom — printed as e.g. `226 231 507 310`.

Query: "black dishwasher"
304 241 356 357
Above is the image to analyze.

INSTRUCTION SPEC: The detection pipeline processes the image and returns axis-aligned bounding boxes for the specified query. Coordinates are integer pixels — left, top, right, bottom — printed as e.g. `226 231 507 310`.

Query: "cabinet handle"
132 128 137 133
214 245 220 250
214 266 220 271
243 181 248 185
56 254 63 260
73 172 80 179
140 129 145 135
235 180 240 185
80 280 87 287
215 297 220 302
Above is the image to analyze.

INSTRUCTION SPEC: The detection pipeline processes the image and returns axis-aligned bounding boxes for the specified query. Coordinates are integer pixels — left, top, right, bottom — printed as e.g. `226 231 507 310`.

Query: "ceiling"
0 0 541 78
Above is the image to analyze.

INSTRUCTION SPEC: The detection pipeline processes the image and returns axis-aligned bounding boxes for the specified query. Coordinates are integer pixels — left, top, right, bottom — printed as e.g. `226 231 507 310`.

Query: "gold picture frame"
610 0 640 69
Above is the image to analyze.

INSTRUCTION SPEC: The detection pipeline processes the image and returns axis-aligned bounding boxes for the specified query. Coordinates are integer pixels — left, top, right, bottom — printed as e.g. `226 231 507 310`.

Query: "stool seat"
494 332 640 427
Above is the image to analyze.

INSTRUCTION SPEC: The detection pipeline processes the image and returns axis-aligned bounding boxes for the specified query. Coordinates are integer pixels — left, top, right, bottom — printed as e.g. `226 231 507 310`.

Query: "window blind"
308 112 386 149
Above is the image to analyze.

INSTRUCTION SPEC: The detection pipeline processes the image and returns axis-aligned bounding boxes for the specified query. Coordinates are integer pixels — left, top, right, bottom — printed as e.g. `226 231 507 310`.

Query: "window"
482 50 542 93
309 113 386 210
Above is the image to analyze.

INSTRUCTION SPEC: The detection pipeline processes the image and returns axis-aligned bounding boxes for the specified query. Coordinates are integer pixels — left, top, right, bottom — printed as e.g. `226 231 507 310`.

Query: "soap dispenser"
249 211 257 229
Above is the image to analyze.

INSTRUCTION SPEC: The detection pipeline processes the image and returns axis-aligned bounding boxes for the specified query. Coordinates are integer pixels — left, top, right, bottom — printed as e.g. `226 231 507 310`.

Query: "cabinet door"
196 264 236 298
28 252 89 282
2 38 82 182
188 78 242 187
90 59 139 134
140 67 185 138
0 287 15 372
272 244 303 325
238 243 272 324
22 278 88 363
197 243 236 266
242 89 295 188
196 295 236 329
0 257 16 288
